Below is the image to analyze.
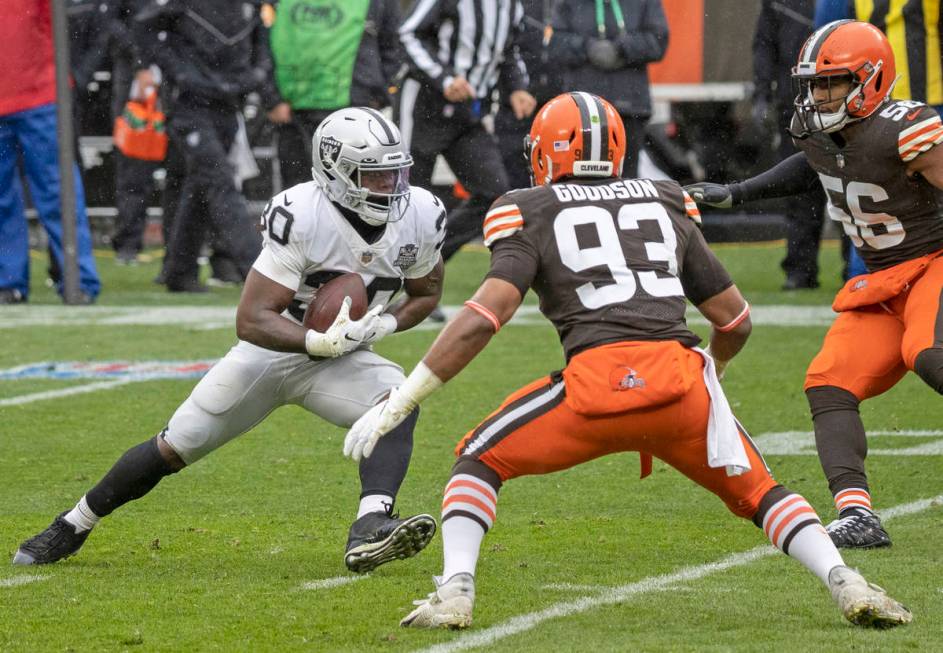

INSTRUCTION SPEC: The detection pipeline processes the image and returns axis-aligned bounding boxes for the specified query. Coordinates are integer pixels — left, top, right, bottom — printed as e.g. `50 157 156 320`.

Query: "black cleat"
826 510 892 549
13 512 91 565
344 509 436 573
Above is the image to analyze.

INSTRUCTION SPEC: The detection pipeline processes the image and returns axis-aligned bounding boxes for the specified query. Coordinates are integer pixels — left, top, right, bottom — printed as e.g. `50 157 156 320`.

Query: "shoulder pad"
896 105 943 161
482 196 524 247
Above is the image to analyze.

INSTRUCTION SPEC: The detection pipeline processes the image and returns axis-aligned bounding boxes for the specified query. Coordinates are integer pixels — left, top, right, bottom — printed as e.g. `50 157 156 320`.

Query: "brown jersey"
793 100 943 271
484 178 733 360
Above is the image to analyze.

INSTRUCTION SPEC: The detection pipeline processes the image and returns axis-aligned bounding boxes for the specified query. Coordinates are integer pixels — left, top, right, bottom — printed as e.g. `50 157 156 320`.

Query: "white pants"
163 340 405 464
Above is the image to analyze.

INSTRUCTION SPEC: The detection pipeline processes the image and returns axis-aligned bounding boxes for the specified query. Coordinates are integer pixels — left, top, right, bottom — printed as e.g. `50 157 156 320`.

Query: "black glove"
587 38 625 71
683 182 734 209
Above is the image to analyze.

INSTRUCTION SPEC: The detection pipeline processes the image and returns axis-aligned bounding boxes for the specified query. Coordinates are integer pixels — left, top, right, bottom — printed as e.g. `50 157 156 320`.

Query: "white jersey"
252 182 447 324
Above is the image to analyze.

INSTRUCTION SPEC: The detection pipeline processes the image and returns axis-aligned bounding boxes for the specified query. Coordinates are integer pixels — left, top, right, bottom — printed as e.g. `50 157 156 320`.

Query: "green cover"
270 0 370 109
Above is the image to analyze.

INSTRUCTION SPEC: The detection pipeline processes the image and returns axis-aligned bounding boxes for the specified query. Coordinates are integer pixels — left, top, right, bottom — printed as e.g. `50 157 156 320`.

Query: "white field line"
0 304 840 330
0 575 48 588
415 494 943 653
755 430 943 456
298 575 369 591
0 379 135 407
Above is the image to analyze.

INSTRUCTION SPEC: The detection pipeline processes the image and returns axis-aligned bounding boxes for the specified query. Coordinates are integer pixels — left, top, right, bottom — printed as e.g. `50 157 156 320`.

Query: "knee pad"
914 348 943 394
805 385 859 418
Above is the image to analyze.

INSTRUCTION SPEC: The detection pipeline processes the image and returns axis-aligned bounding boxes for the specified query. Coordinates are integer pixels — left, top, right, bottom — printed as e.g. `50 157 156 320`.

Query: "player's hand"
343 305 398 346
305 297 354 358
704 345 729 381
344 388 414 461
510 90 537 119
683 182 734 209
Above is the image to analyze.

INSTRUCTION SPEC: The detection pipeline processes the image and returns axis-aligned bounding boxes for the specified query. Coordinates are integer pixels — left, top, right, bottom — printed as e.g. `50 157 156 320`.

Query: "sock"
834 487 873 516
358 409 417 500
441 471 500 579
63 495 100 533
757 487 844 586
357 494 393 519
85 436 178 517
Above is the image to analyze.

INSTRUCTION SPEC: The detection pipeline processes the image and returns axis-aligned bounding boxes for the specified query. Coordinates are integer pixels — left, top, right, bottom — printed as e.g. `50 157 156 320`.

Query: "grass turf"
0 242 940 651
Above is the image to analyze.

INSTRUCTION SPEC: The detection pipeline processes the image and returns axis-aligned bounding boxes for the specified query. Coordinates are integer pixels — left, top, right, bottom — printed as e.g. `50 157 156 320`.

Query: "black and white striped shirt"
399 0 528 99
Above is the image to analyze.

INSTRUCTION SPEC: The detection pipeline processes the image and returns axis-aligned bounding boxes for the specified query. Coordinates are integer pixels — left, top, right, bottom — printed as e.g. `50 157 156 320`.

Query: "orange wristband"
464 300 501 333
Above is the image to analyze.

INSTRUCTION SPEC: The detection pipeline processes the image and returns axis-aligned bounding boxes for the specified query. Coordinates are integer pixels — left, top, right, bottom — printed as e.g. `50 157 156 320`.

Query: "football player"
14 108 447 573
343 93 911 629
686 20 943 549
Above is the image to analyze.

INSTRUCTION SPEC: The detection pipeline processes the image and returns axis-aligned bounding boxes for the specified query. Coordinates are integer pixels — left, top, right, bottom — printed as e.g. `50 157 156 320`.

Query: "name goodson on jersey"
550 179 660 203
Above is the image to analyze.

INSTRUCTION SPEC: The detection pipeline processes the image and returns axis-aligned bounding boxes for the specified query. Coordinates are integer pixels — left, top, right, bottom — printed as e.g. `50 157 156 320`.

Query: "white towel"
694 347 751 476
228 113 260 189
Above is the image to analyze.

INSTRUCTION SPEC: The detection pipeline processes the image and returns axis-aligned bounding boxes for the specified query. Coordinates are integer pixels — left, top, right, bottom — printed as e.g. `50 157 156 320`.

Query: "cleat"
344 509 436 574
826 510 891 549
401 573 475 629
829 566 912 628
13 512 91 566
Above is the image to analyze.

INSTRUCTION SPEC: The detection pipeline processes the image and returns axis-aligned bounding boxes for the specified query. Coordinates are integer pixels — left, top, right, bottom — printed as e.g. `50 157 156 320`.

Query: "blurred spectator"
754 0 827 290
397 0 536 264
494 0 562 190
106 0 162 265
549 0 668 178
269 0 403 190
0 0 101 304
134 0 280 293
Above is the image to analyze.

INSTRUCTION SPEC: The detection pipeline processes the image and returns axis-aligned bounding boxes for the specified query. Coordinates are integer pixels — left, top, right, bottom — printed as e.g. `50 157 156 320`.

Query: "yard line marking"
0 379 135 407
415 494 943 653
298 575 369 591
0 304 840 330
755 430 943 456
0 575 48 588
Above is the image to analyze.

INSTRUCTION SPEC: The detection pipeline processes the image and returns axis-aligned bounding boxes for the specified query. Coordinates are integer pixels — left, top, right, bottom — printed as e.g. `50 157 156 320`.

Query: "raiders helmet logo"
319 135 342 169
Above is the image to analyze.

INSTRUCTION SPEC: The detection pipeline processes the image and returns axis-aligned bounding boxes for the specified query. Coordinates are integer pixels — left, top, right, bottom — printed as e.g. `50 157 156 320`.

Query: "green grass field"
1 242 940 652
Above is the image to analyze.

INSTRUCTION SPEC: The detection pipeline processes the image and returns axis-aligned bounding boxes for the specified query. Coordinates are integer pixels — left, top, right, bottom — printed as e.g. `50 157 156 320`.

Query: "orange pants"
455 346 778 519
805 253 943 400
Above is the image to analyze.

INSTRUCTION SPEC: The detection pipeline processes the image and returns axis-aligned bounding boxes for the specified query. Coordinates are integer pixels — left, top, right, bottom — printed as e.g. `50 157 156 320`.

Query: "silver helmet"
311 107 413 226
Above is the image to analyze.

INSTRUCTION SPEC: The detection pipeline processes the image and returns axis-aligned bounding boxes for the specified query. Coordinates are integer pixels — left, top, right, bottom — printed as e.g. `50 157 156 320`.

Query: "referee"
397 0 537 264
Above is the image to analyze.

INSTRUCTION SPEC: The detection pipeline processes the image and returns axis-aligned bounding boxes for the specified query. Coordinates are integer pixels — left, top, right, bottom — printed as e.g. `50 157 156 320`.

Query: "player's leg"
804 308 906 547
403 374 616 628
13 342 285 565
654 382 910 627
293 350 435 572
902 255 943 393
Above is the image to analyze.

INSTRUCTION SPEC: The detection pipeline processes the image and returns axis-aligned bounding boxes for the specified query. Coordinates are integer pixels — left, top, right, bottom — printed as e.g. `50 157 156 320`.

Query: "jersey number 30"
554 203 683 309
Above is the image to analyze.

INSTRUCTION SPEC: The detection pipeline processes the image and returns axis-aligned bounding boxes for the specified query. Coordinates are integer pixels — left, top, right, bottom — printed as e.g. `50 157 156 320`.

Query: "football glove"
345 306 397 346
344 363 443 461
683 182 734 209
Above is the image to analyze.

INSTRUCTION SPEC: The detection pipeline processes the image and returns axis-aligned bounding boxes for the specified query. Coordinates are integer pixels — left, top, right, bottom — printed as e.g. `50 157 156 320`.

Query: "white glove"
343 362 444 461
305 297 354 358
344 305 397 346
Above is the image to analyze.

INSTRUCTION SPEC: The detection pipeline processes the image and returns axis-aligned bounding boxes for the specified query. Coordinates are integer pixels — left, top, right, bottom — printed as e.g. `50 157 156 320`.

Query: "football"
303 273 369 332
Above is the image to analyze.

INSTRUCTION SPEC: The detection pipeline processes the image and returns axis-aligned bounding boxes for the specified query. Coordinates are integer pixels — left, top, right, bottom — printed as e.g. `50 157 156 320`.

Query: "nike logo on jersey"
907 108 923 121
284 197 293 207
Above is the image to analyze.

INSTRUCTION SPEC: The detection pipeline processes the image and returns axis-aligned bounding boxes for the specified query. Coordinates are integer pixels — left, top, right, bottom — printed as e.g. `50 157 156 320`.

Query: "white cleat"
401 573 475 629
828 565 912 628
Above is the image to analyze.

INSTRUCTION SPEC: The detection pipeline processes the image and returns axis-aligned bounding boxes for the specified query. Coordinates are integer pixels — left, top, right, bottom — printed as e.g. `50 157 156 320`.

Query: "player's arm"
388 257 445 331
685 152 819 208
235 270 308 353
343 278 524 460
696 285 752 379
906 135 943 188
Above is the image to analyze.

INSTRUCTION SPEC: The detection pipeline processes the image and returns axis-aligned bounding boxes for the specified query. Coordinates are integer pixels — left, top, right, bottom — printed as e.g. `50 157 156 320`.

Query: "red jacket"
0 0 56 117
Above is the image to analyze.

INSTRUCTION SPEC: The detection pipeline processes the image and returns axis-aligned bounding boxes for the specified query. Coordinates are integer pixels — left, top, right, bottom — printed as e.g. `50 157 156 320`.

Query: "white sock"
357 494 393 519
785 524 846 585
63 495 100 533
442 515 486 579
